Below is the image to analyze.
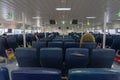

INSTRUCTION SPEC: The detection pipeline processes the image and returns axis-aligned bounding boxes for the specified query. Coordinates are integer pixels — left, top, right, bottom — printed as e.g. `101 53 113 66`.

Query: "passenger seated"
1 33 7 38
80 33 95 46
1 33 9 48
96 33 102 48
32 33 39 41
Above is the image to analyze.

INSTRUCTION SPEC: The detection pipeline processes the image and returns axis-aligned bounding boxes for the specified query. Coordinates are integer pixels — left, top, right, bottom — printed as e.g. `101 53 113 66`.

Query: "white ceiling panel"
0 0 120 26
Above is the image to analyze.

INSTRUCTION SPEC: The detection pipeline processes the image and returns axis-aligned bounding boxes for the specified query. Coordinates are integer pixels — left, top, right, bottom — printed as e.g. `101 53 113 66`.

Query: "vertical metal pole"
82 22 84 36
3 27 5 33
38 27 39 32
45 32 46 39
44 25 46 38
22 12 26 48
34 27 36 33
103 12 107 48
31 26 32 34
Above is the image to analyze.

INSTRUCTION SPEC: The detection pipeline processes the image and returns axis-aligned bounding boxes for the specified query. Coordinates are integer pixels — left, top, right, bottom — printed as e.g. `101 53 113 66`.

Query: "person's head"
98 32 100 35
80 33 95 44
108 32 110 35
2 33 7 38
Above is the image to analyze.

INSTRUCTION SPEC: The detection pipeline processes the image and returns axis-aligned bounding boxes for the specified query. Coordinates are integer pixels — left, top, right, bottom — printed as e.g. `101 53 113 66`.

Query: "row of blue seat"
32 41 80 49
3 32 120 47
0 32 119 58
1 67 120 80
32 42 97 54
0 35 95 58
69 32 118 47
15 48 116 75
0 36 18 57
0 35 77 57
14 33 74 45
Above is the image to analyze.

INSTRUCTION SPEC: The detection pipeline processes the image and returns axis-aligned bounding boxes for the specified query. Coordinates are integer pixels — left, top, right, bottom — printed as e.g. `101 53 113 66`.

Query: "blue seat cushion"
11 68 61 80
69 68 120 80
0 67 10 80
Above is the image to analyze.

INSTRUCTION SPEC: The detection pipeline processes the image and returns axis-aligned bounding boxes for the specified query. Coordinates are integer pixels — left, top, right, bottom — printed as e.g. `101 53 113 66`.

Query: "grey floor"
0 60 120 80
112 62 120 71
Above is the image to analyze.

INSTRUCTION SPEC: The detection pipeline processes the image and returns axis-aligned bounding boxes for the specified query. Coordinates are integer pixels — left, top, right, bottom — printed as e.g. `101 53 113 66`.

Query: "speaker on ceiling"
66 27 69 29
72 19 78 24
49 20 56 24
58 27 61 29
7 29 12 33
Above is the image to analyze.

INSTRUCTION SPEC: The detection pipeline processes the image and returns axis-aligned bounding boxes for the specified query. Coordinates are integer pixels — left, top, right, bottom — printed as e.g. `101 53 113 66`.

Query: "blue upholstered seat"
48 42 63 48
40 48 63 69
64 48 88 75
81 42 97 56
64 42 80 50
65 48 88 69
32 41 46 49
11 68 61 80
7 36 18 51
32 41 46 60
15 48 40 67
68 68 120 80
89 49 116 68
63 39 75 42
0 38 8 57
17 34 23 46
111 39 120 51
0 67 10 80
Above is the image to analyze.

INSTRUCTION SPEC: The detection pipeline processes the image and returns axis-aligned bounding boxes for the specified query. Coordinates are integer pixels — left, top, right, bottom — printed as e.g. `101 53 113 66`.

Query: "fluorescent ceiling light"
18 21 22 23
56 8 71 11
32 17 40 19
86 17 96 19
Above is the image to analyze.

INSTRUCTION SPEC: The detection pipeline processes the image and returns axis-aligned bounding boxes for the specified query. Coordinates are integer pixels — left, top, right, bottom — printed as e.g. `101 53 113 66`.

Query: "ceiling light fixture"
56 8 71 11
32 17 40 19
86 17 96 19
61 0 66 3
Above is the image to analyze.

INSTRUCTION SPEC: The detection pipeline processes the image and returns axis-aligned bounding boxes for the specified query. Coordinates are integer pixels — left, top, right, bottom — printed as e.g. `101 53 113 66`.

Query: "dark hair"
2 33 7 36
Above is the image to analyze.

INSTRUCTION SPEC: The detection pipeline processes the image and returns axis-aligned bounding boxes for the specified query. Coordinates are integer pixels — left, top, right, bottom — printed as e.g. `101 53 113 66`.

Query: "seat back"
105 35 113 47
81 42 97 56
0 67 10 80
15 48 39 67
65 48 88 69
63 39 75 42
64 42 80 50
68 68 120 80
32 41 46 49
89 49 116 68
32 41 46 58
111 39 120 51
0 38 7 57
7 36 18 51
11 68 61 80
48 42 63 48
40 48 63 69
17 35 23 45
26 34 32 43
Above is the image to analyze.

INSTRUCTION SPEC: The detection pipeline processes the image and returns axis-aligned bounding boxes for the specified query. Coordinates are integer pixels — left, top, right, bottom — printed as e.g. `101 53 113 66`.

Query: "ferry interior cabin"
0 0 120 80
